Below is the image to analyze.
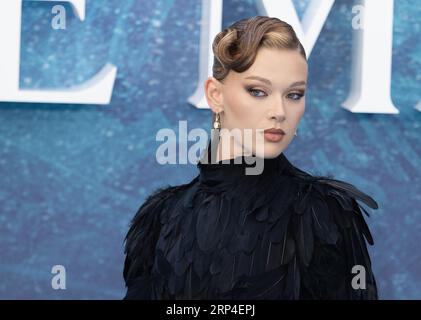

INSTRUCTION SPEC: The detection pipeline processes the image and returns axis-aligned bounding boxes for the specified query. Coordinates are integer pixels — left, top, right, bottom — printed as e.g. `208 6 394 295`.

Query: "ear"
204 77 224 114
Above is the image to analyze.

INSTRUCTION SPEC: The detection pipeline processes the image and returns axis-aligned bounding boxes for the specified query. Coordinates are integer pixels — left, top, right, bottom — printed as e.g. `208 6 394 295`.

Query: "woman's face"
205 47 308 160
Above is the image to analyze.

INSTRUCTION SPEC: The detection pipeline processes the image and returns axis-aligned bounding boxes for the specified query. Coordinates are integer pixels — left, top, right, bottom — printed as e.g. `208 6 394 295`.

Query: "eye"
246 87 267 98
287 92 305 101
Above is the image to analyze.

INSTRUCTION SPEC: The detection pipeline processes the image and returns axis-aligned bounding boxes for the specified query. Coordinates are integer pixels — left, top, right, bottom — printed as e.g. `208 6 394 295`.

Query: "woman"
123 16 379 300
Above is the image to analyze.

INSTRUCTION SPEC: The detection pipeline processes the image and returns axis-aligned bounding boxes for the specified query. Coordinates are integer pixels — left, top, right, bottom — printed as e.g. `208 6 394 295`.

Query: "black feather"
123 141 379 300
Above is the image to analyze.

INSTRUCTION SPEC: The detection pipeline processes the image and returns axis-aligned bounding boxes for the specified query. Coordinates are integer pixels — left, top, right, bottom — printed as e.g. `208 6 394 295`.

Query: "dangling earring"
209 112 221 164
294 129 298 136
213 112 221 129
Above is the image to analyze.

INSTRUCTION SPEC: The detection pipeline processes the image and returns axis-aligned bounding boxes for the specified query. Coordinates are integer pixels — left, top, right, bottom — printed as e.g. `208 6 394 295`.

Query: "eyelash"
246 87 305 101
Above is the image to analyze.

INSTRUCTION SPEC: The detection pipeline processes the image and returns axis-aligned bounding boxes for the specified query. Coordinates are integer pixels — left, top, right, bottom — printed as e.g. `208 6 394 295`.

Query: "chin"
253 143 284 159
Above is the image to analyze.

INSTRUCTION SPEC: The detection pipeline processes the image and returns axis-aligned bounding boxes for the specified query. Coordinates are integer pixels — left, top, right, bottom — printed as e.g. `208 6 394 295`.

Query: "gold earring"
213 112 221 129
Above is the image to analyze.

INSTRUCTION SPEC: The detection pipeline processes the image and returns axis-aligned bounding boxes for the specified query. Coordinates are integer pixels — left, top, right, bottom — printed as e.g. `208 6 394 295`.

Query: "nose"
269 95 286 122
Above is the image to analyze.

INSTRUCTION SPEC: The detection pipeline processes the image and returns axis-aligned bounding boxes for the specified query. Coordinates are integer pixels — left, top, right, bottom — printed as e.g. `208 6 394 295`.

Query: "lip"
263 127 285 142
264 128 285 135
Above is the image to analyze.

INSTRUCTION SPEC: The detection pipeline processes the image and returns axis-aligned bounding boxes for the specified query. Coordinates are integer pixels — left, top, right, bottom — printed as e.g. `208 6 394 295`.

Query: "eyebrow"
244 76 306 88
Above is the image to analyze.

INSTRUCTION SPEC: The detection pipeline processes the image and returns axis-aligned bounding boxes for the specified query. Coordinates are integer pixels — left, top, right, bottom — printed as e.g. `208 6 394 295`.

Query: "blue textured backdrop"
0 0 420 299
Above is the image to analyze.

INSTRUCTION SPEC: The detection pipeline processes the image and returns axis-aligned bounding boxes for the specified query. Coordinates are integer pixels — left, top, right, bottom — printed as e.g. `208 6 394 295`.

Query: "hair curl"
212 16 307 82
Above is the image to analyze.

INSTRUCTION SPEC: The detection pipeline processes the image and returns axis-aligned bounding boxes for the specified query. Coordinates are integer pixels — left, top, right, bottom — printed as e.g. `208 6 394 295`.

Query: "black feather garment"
123 143 379 300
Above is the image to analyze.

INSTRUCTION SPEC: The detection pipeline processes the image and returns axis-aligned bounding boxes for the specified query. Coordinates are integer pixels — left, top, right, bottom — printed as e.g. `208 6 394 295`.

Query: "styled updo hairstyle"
212 16 307 82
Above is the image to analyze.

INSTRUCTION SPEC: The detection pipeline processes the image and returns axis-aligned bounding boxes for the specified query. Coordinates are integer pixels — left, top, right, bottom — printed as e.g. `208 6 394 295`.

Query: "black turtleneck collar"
196 140 291 190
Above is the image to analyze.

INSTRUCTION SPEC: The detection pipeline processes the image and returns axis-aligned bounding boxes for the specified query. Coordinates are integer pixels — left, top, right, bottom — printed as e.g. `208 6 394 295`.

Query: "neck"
199 135 287 177
206 129 258 164
215 134 246 162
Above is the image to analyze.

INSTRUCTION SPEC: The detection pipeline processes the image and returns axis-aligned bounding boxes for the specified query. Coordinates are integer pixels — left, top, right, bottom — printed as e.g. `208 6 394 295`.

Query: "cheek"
224 91 258 126
289 104 305 124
